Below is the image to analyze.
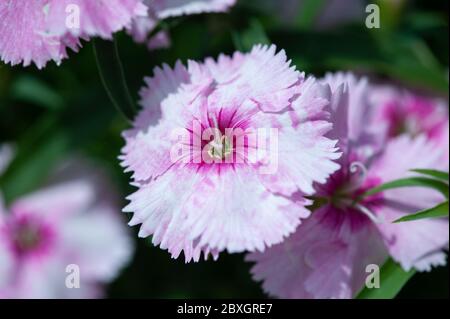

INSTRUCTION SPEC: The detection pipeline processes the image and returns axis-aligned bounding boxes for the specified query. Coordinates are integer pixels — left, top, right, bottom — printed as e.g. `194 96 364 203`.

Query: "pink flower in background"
0 0 147 68
129 0 236 49
370 87 449 167
323 72 384 159
0 159 134 298
121 45 341 262
247 73 449 299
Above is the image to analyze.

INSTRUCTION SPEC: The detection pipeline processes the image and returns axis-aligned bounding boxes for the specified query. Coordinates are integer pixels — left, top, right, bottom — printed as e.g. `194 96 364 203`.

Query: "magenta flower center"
5 214 55 258
316 159 385 225
207 134 233 160
182 109 256 167
382 98 446 139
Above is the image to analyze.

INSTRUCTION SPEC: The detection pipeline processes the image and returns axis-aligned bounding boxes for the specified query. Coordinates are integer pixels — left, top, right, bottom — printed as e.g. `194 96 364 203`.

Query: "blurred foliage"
0 0 448 298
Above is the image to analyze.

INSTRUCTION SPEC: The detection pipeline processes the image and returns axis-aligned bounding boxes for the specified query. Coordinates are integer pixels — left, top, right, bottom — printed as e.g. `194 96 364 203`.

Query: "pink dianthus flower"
247 73 449 299
0 0 146 68
370 86 449 167
121 45 341 262
0 158 134 298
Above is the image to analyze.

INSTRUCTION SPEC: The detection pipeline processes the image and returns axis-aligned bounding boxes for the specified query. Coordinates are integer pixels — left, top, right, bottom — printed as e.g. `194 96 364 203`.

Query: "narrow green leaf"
394 201 449 223
411 169 449 182
147 17 186 40
356 258 415 299
93 36 136 121
364 176 449 199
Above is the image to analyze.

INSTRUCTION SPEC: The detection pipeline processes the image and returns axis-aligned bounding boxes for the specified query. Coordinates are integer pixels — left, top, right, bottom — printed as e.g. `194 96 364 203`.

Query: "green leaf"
394 201 449 223
356 258 415 299
147 16 186 40
93 36 136 121
232 18 270 52
273 30 449 94
375 0 406 30
295 0 326 29
11 75 64 110
364 176 449 199
411 169 449 183
404 12 448 31
0 91 116 203
0 132 69 202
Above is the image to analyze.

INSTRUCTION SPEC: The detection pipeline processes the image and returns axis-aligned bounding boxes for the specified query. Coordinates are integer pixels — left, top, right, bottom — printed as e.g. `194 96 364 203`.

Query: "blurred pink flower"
247 73 449 299
370 86 449 167
0 159 134 298
121 45 341 262
129 0 236 50
0 0 147 68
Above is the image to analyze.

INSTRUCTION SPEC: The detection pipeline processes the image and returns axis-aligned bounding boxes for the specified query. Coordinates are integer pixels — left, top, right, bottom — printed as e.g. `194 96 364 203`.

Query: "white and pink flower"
0 159 134 298
370 86 449 168
0 0 147 68
247 73 449 298
0 0 236 67
121 45 341 262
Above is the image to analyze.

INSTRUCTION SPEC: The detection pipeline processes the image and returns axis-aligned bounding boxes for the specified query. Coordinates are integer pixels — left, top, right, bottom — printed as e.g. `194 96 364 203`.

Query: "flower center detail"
6 215 55 258
207 134 233 160
323 161 385 224
14 225 42 253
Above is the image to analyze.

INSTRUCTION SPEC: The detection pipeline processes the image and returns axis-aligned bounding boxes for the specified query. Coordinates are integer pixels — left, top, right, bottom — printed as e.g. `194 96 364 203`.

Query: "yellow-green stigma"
208 135 233 160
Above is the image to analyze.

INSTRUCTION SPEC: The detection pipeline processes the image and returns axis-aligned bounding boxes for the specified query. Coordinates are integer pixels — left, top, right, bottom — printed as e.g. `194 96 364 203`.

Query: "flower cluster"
247 73 449 298
1 0 448 300
122 50 449 297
